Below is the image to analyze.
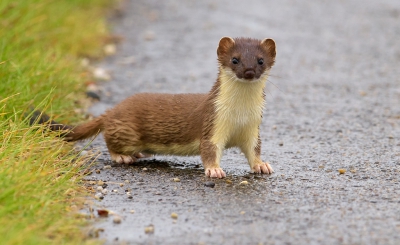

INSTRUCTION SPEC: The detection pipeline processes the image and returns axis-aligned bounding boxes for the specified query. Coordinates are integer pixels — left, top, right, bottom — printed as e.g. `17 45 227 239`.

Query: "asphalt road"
82 0 400 244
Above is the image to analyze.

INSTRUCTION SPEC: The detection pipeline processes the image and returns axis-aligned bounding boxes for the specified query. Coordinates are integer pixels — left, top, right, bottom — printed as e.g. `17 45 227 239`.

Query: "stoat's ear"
217 37 235 57
260 38 276 59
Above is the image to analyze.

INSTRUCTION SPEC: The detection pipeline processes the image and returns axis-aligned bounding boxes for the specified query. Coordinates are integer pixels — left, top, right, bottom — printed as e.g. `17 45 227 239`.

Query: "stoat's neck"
215 67 269 118
209 67 269 147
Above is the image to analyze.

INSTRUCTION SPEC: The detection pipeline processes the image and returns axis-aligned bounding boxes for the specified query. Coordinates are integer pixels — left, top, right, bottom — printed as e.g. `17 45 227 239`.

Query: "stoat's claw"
205 168 226 178
252 162 274 174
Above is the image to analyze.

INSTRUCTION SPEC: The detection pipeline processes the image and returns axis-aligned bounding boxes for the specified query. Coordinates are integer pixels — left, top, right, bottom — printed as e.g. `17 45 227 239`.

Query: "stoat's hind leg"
108 151 152 164
103 119 143 164
133 153 153 159
109 150 137 164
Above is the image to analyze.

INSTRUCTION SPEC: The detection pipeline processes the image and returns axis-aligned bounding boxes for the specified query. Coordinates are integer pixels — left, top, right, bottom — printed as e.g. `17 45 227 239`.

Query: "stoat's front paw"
205 168 226 178
252 162 274 174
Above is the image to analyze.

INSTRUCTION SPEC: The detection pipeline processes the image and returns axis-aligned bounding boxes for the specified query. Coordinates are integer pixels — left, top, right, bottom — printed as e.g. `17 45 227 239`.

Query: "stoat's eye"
232 58 239 65
258 58 264 65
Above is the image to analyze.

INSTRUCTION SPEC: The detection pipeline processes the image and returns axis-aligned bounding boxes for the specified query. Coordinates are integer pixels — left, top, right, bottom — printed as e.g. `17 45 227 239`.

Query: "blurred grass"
0 0 112 244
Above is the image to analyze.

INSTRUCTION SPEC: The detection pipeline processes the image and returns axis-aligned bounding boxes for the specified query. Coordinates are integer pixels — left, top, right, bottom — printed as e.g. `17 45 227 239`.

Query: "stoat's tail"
29 110 103 142
64 117 103 141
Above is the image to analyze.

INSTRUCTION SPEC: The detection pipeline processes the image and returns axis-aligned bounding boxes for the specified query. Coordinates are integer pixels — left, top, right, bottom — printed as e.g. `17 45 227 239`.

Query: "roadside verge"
0 1 114 244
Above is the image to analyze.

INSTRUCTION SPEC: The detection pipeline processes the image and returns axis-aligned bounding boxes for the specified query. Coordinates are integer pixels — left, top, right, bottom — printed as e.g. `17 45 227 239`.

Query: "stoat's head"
217 37 276 83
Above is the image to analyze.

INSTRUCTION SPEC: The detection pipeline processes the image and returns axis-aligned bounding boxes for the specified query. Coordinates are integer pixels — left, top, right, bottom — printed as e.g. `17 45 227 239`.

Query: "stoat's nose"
244 69 255 79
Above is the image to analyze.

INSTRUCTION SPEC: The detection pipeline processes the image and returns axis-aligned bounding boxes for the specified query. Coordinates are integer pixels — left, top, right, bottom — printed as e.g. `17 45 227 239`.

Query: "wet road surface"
82 0 400 244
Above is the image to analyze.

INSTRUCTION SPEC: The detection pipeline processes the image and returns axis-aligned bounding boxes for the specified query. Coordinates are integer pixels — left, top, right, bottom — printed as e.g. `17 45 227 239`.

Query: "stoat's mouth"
237 78 263 84
231 75 265 84
220 67 269 84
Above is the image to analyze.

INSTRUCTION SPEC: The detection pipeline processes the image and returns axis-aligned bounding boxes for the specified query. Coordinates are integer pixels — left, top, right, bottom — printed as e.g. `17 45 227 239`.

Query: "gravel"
81 0 400 244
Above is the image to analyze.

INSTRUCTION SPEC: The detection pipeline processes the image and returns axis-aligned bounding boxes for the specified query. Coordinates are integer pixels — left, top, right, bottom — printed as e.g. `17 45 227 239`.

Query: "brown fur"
61 37 276 178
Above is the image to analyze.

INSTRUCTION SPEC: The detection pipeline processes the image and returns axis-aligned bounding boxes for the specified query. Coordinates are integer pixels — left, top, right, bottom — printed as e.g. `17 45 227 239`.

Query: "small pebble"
142 168 148 171
97 209 109 217
95 169 101 174
240 211 246 215
144 225 155 234
80 150 88 156
93 67 111 81
97 180 104 186
338 169 346 174
96 186 103 191
103 165 112 170
350 169 357 173
171 212 178 219
104 44 116 56
128 196 133 199
80 58 90 67
173 178 180 182
86 83 98 92
95 193 103 200
120 183 124 187
278 141 284 146
101 189 108 195
86 91 100 101
240 181 249 185
225 180 233 185
130 210 135 214
113 216 122 224
204 181 215 188
124 180 130 183
144 30 156 41
87 227 103 238
147 10 159 21
112 189 118 193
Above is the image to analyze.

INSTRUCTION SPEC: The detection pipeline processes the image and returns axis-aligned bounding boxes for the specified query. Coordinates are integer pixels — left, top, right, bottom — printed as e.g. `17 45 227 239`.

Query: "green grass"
0 0 112 244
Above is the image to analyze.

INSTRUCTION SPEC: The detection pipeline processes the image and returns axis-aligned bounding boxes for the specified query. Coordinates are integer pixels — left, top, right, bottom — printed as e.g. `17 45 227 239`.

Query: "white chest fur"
211 68 269 148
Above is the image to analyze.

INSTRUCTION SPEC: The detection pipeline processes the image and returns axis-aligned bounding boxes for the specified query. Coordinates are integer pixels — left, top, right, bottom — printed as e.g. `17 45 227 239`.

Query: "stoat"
47 37 276 178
